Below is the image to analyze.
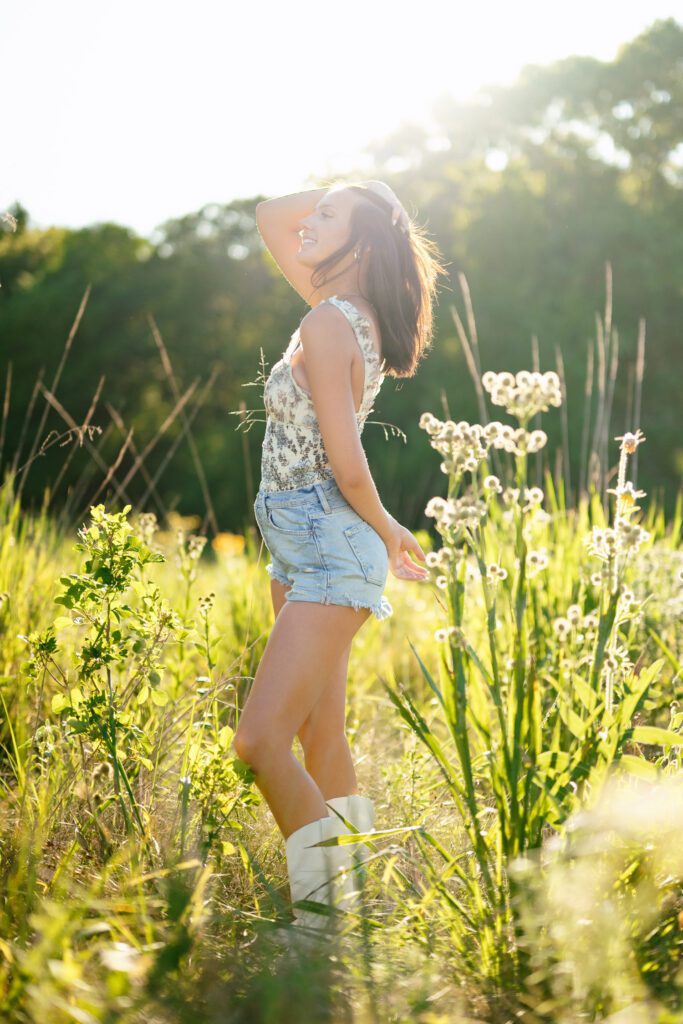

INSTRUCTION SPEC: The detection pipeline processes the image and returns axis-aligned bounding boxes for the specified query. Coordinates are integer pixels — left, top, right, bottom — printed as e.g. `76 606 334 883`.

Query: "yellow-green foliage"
0 373 681 1022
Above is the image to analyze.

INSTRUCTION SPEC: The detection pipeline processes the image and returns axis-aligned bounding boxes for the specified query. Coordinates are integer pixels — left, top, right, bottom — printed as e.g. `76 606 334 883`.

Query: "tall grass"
0 268 681 1022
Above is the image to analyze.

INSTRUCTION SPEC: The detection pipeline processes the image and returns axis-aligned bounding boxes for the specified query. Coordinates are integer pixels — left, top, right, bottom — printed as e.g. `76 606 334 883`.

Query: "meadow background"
1 11 682 1024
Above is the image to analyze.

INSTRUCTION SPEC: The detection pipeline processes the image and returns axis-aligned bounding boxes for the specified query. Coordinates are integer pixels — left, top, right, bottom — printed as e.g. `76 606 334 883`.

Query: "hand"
382 513 430 581
361 180 410 235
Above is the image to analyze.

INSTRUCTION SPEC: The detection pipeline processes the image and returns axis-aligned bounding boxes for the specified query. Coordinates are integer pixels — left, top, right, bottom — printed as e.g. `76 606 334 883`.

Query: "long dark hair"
308 183 449 378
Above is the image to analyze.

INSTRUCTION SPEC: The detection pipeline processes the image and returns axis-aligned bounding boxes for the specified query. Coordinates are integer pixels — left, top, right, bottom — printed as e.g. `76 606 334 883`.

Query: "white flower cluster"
419 414 488 476
434 624 468 648
526 547 549 577
585 521 651 562
425 495 487 533
486 563 508 585
482 370 563 421
418 413 548 475
552 605 600 644
496 423 548 454
425 545 462 569
600 644 634 684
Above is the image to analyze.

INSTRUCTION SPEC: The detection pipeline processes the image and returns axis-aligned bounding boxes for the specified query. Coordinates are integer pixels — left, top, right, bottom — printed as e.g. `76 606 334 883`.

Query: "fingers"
400 550 429 579
389 552 423 580
411 538 427 561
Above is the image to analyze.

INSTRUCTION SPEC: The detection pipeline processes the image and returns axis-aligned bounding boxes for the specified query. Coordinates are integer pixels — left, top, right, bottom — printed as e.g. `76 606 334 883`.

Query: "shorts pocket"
343 521 388 586
266 505 312 535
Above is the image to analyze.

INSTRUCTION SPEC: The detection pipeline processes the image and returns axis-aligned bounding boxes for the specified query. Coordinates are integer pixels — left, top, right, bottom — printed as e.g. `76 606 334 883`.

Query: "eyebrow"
315 202 335 212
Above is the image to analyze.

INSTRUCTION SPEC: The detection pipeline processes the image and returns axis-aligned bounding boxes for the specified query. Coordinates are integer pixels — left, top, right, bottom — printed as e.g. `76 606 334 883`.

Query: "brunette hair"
308 182 449 377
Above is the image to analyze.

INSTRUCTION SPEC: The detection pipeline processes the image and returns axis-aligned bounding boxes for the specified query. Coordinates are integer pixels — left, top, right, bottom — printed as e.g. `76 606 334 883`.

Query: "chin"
296 249 321 267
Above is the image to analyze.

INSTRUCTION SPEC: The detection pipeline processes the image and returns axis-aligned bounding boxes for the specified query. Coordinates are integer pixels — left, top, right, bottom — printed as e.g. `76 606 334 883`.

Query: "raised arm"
255 187 329 305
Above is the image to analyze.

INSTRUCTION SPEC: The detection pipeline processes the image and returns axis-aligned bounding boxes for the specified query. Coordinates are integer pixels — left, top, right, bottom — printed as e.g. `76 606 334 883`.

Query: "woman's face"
296 187 358 267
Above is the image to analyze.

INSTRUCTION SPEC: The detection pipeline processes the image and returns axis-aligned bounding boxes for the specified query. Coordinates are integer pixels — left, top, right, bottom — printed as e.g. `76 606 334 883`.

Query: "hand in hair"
358 180 411 235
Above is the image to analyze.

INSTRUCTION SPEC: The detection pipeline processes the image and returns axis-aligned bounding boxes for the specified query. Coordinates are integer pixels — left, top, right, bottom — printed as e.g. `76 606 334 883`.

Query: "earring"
354 249 360 261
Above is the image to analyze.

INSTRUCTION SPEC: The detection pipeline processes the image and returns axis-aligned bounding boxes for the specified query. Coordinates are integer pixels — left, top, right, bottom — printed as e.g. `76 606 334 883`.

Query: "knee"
232 728 264 770
232 727 286 772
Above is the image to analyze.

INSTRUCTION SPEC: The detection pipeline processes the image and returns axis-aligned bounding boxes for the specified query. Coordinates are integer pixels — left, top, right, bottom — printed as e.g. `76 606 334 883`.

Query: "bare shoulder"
299 301 357 359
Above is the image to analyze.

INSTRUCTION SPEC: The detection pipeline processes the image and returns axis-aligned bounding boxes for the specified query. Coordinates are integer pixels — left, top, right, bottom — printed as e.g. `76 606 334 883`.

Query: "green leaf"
51 693 70 713
536 750 571 772
151 689 169 707
218 725 234 750
617 754 659 781
629 725 682 748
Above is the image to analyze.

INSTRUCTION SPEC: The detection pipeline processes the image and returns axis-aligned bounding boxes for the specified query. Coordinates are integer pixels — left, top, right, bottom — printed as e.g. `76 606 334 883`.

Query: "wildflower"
425 496 449 519
615 429 646 454
483 475 502 493
527 430 548 453
566 603 582 625
526 548 549 577
553 617 571 641
435 625 460 642
188 535 207 559
135 511 159 547
198 592 216 615
442 497 487 531
502 487 520 506
486 563 508 584
421 416 491 477
610 479 647 512
483 421 505 444
616 520 650 553
435 575 448 589
523 486 544 510
585 527 618 562
583 611 599 632
419 412 441 435
482 370 562 421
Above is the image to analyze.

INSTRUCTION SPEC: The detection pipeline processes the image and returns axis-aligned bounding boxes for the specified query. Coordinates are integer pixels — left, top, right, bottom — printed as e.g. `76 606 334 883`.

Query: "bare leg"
297 646 359 799
268 579 359 798
233 592 371 839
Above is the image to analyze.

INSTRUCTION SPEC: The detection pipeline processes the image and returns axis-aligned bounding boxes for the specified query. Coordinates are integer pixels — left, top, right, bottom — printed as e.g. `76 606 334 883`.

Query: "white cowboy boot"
325 794 376 913
278 812 356 950
326 793 375 833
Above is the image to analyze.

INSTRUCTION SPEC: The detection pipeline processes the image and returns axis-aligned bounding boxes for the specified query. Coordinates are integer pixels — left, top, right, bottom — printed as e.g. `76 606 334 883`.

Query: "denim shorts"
253 477 393 621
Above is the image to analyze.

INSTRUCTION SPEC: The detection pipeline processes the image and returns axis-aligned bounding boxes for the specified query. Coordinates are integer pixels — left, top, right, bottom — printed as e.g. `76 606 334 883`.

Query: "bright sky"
1 1 679 238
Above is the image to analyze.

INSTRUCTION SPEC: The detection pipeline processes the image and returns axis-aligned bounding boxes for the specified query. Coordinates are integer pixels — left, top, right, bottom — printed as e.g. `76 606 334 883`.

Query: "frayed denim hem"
339 593 394 621
265 562 291 587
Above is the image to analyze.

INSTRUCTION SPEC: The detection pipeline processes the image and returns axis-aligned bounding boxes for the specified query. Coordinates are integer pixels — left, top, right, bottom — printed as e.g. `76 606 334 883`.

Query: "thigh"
297 640 351 747
239 600 370 748
271 577 352 743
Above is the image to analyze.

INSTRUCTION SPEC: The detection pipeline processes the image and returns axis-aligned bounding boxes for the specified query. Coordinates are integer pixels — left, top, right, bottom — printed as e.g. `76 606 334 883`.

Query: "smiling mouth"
301 237 317 247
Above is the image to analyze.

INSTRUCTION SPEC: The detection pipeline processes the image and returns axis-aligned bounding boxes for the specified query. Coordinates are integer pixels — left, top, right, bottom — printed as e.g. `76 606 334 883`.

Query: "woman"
233 180 447 944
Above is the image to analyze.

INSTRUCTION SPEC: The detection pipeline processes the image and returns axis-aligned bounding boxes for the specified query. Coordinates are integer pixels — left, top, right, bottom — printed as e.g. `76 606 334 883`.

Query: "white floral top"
259 296 386 492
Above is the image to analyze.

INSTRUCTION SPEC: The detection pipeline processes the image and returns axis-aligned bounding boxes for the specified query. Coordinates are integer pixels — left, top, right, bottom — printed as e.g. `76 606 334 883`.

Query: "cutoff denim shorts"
253 477 393 621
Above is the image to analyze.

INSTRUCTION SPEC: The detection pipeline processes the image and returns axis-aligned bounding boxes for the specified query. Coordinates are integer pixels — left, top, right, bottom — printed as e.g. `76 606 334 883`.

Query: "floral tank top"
259 295 386 492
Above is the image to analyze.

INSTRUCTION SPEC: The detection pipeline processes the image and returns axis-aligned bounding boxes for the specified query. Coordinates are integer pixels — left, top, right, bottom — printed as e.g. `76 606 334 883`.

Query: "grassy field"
1 364 682 1023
